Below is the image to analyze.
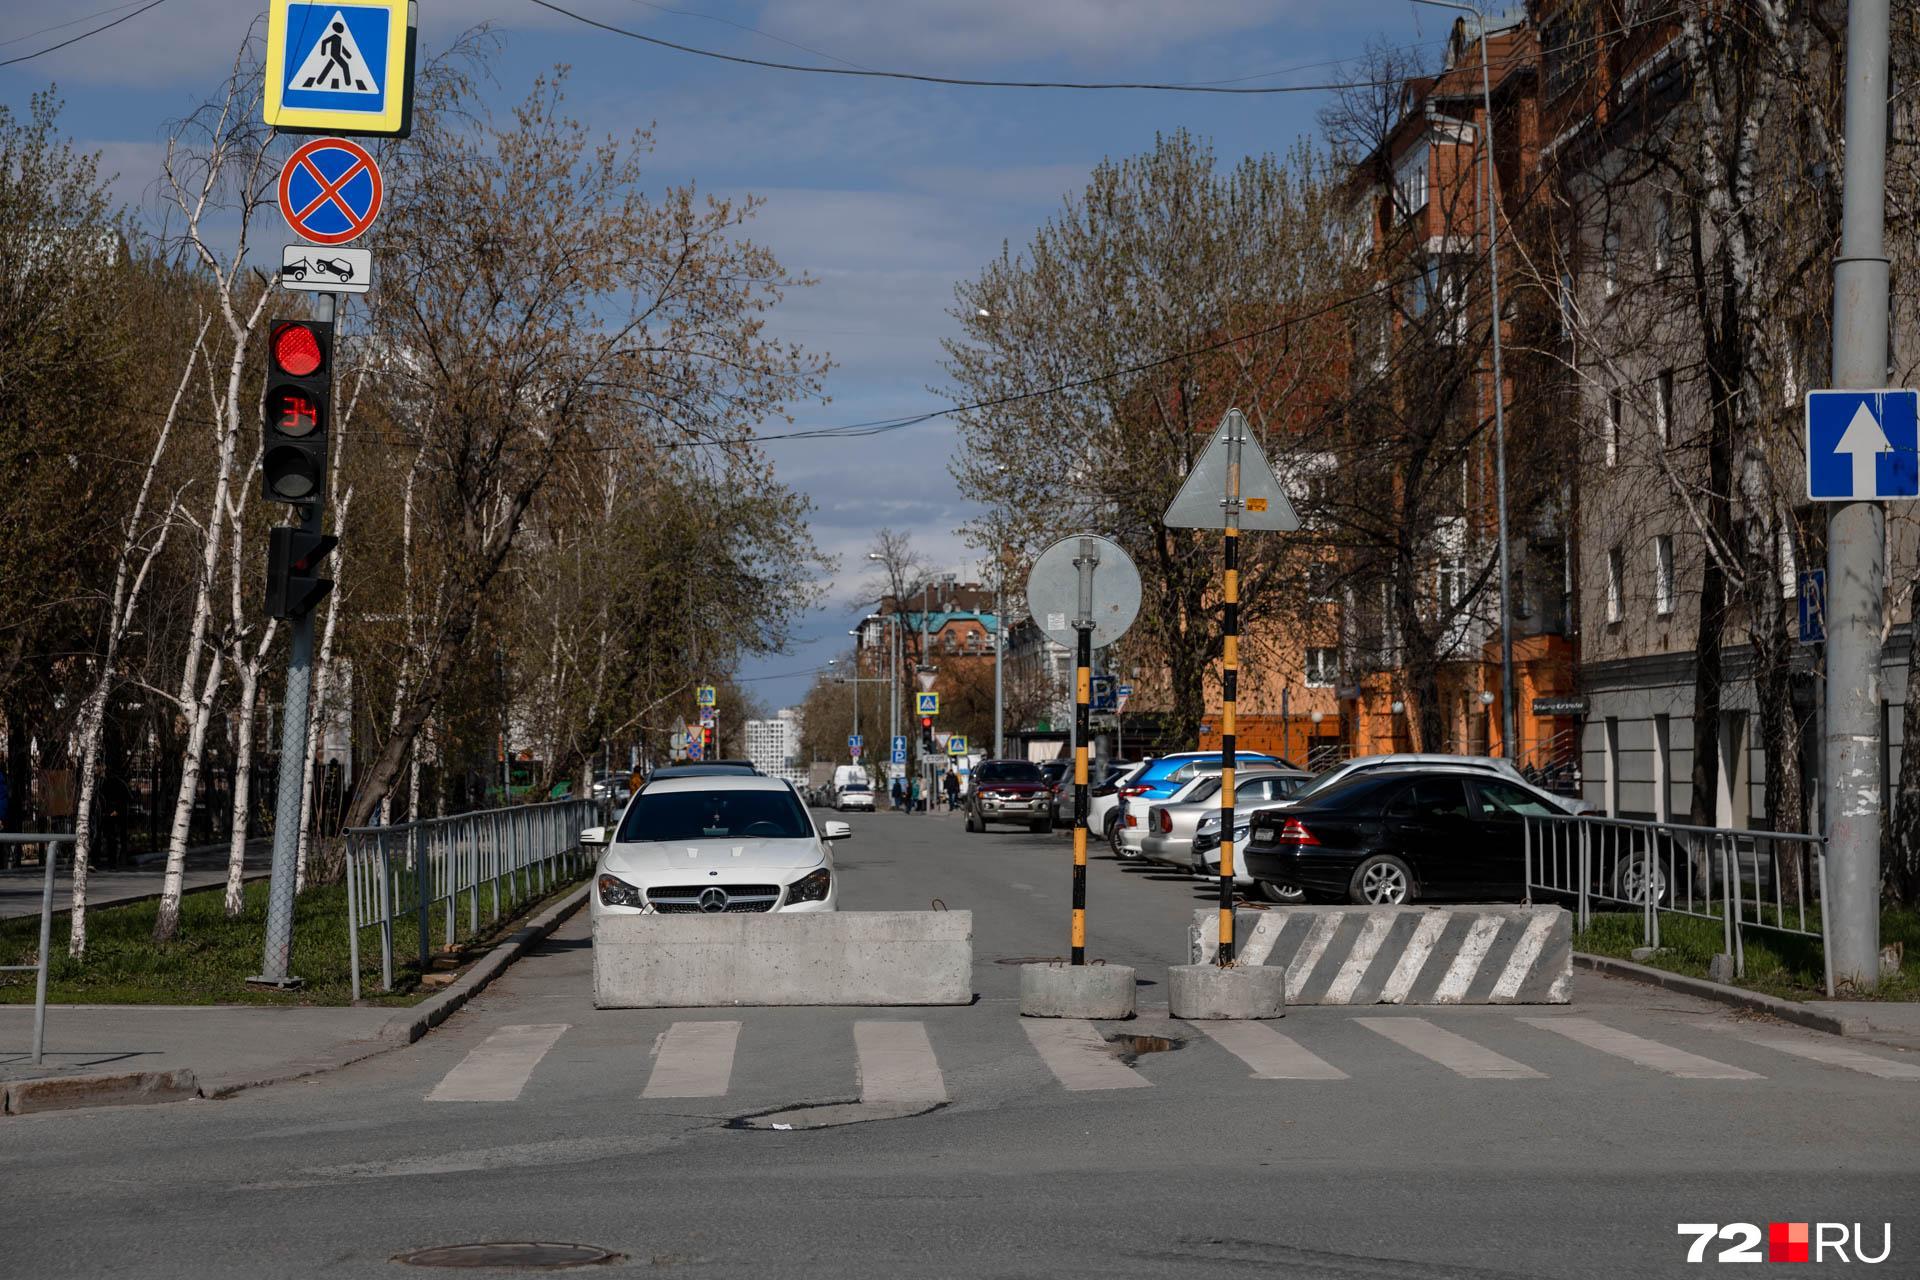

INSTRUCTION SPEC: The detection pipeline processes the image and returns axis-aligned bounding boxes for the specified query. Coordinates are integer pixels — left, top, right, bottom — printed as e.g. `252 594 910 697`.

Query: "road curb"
1574 952 1849 1036
379 882 590 1045
4 1068 198 1116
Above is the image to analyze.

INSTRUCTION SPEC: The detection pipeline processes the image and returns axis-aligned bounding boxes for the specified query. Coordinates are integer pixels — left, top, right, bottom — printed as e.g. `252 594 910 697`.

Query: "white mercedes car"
584 775 846 917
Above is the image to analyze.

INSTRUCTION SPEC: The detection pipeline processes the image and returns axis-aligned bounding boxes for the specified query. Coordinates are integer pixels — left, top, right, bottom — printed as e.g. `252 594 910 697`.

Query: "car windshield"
617 787 813 842
975 761 1043 784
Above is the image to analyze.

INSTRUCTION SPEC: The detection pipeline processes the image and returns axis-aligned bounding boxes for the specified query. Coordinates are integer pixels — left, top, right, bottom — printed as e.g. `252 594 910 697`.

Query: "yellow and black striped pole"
1071 621 1091 965
1218 421 1244 966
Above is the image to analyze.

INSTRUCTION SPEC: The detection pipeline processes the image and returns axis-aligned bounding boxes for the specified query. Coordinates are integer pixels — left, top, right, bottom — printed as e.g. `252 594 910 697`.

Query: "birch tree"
151 49 279 942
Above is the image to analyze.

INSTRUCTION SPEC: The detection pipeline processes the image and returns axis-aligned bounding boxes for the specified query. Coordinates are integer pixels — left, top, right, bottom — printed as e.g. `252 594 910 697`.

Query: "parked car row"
1080 750 1603 907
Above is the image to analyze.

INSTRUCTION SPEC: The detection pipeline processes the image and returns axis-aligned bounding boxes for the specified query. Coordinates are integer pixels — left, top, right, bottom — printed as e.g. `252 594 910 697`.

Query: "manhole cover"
394 1243 621 1269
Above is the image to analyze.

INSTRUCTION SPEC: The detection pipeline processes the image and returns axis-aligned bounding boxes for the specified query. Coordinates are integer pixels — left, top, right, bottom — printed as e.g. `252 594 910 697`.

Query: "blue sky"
1 0 1456 713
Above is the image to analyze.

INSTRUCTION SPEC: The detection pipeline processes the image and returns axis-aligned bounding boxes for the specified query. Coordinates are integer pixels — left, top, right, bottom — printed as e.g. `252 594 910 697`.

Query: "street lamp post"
1413 0 1517 761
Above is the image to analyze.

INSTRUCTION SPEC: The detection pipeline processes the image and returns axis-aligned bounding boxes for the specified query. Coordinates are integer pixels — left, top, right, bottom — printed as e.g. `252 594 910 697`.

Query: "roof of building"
898 610 999 634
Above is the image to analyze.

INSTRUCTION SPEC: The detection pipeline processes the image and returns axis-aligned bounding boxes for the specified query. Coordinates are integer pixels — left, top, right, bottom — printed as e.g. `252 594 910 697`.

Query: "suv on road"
964 759 1054 833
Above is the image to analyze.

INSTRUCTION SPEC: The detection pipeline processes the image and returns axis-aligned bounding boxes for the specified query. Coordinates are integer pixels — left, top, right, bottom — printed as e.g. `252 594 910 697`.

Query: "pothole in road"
393 1242 622 1270
1105 1033 1185 1064
724 1098 949 1130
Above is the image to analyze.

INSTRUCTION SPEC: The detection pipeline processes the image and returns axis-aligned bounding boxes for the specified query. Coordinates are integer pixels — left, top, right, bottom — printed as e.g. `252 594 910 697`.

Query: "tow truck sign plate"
280 244 371 293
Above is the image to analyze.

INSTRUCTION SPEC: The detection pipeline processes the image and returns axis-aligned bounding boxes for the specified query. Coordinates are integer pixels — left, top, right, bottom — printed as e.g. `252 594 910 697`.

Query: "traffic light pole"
251 292 334 989
1823 0 1892 990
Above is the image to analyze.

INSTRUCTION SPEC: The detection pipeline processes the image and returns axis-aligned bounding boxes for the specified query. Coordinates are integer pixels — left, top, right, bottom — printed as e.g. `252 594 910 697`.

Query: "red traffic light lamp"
263 319 332 505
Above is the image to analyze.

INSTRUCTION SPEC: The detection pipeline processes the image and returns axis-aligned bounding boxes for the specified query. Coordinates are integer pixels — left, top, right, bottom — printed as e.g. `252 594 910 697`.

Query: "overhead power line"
0 0 169 68
526 0 1403 95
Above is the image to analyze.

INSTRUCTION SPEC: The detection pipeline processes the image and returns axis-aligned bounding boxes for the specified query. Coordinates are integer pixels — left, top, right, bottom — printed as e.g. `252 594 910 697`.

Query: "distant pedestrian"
909 776 922 812
943 769 960 810
891 778 905 812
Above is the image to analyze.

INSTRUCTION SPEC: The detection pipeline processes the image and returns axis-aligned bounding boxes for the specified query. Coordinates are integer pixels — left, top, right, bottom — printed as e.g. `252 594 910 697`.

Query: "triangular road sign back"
1162 409 1301 531
290 9 381 94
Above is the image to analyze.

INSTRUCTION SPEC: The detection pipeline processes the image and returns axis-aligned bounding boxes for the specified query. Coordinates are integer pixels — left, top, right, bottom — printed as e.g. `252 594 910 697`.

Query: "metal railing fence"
342 799 601 1000
1523 813 1831 996
0 834 67 1066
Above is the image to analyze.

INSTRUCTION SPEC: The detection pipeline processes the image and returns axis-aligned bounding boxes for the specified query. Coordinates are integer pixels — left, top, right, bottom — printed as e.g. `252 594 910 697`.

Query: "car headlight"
787 867 832 904
598 873 645 908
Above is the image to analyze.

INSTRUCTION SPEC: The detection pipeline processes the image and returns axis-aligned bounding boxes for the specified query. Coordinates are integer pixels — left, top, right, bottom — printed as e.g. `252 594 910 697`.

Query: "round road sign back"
1025 534 1141 650
279 137 383 247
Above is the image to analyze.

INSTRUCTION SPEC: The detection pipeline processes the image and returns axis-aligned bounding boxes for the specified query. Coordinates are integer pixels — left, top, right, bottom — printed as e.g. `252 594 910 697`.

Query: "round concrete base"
1167 963 1287 1020
1018 962 1136 1019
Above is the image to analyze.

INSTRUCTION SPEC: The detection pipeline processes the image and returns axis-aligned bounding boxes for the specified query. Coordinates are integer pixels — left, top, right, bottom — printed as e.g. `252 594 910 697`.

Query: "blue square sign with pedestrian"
1806 390 1920 501
264 0 415 138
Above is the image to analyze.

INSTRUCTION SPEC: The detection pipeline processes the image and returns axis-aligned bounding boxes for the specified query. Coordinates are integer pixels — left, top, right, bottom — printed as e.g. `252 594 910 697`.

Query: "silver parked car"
1139 768 1310 869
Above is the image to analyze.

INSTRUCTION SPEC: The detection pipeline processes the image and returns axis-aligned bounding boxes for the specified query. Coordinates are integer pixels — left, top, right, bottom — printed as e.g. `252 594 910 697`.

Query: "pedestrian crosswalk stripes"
1696 1022 1920 1080
643 1020 740 1098
1356 1016 1545 1079
1198 1021 1348 1080
1020 1018 1152 1091
855 1020 947 1103
426 1023 570 1102
421 1013 1918 1102
1519 1016 1762 1080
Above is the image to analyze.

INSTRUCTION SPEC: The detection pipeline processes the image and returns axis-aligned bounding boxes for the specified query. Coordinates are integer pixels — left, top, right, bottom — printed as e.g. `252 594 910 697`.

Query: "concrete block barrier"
1188 905 1571 1005
593 911 973 1008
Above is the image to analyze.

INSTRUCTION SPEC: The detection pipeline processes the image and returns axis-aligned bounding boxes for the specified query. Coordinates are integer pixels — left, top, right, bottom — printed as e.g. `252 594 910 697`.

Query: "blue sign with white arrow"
891 735 908 765
1806 390 1920 501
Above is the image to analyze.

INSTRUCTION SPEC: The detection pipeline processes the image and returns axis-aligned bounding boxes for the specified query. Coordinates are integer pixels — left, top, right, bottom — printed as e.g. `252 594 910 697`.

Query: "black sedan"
1241 769 1573 905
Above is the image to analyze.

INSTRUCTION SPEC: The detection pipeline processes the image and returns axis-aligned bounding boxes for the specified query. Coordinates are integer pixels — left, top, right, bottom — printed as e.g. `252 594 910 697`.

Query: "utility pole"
993 567 1005 758
1824 0 1892 989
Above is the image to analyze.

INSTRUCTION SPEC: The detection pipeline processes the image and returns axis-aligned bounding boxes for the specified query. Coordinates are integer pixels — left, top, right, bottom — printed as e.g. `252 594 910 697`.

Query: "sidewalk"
1 882 588 1115
0 839 270 921
0 1003 394 1097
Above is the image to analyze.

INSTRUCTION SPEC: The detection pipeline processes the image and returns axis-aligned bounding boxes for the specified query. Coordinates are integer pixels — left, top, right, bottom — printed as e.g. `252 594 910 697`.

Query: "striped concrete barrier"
1188 906 1571 1005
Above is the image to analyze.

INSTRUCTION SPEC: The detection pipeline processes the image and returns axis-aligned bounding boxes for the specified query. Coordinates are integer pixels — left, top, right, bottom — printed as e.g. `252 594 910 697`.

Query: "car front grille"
647 884 782 914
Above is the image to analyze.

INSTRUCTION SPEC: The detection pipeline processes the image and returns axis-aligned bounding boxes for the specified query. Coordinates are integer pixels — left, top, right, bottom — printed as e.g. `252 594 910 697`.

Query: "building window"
1602 227 1621 298
1557 268 1577 335
1654 369 1674 445
1654 535 1674 615
1605 386 1622 466
1606 544 1624 623
1305 648 1338 688
1653 193 1674 272
1777 524 1797 598
1394 143 1429 217
1542 16 1588 100
1435 516 1468 611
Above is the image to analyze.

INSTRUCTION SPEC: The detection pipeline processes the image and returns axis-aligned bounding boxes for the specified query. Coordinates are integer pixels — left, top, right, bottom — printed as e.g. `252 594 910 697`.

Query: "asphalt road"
8 809 1919 1278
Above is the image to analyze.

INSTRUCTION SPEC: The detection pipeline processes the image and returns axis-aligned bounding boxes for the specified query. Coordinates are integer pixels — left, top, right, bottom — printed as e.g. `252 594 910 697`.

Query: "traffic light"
702 725 715 755
262 318 332 505
264 527 338 619
920 715 934 753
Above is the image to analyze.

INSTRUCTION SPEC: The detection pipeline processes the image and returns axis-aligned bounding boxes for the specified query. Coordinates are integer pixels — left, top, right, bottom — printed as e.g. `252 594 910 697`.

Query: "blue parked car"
1110 751 1288 857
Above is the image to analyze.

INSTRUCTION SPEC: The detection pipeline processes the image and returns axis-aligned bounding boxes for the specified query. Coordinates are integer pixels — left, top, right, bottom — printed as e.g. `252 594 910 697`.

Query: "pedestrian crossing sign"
916 692 939 716
264 0 416 138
